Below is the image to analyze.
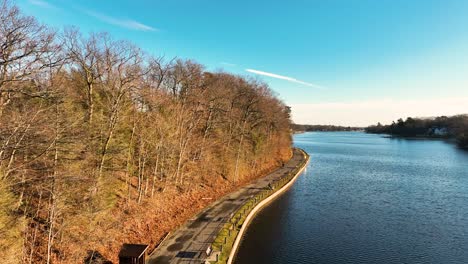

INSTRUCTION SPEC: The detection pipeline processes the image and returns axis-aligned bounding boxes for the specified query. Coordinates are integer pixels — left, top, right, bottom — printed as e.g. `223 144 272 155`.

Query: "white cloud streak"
84 10 157 32
31 3 158 32
220 62 237 67
290 97 468 127
28 0 58 10
246 68 325 89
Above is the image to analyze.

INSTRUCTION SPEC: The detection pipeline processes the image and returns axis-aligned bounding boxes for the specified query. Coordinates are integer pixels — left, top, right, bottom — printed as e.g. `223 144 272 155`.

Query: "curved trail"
148 149 306 264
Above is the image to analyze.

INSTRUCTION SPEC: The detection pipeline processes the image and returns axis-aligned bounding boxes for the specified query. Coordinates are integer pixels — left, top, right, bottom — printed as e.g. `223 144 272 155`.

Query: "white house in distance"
428 127 449 136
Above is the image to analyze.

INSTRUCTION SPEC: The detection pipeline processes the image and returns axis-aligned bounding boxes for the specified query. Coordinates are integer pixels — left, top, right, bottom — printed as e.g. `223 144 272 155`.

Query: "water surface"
235 132 468 264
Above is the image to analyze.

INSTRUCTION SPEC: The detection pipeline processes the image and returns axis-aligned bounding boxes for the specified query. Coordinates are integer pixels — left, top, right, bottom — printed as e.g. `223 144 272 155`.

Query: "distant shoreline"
292 124 363 133
365 115 468 149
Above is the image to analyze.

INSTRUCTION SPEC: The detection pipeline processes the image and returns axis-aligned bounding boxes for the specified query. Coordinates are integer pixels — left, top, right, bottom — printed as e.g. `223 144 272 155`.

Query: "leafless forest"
0 1 292 263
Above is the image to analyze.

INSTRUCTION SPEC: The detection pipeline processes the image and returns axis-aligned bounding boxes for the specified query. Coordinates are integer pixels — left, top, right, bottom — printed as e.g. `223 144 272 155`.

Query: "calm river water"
235 132 468 264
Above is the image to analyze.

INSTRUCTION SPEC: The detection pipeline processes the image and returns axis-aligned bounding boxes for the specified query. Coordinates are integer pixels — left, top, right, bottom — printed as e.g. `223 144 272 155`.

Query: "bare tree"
0 3 294 262
0 0 57 117
95 38 144 196
63 28 105 125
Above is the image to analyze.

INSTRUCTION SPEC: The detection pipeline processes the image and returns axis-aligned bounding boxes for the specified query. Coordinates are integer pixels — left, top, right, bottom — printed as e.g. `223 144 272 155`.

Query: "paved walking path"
147 149 306 264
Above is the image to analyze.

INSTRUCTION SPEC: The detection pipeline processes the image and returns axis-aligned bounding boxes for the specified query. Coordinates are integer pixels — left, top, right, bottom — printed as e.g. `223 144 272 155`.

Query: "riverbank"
147 148 309 264
225 149 309 264
375 134 468 150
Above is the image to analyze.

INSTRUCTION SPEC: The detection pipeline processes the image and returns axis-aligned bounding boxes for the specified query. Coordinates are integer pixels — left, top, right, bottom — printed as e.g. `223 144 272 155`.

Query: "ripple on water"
235 132 468 264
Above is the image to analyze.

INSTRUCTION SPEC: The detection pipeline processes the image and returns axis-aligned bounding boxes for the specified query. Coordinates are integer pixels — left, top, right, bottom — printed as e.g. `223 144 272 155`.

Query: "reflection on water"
235 132 468 264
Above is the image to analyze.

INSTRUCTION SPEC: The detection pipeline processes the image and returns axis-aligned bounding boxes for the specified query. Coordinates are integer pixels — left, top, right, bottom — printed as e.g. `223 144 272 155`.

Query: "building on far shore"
428 127 449 136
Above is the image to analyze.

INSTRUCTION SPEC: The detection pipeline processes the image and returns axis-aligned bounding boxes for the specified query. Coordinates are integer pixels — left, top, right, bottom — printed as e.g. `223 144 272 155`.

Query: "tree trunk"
234 119 247 182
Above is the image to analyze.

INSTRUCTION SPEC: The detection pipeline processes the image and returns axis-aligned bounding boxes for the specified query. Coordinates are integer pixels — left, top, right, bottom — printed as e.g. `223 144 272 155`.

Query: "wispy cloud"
83 9 158 32
28 0 58 10
245 69 325 89
220 62 237 67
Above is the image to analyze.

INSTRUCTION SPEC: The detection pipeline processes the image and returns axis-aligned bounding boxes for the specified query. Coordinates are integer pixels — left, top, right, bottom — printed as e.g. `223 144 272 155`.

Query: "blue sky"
18 0 468 126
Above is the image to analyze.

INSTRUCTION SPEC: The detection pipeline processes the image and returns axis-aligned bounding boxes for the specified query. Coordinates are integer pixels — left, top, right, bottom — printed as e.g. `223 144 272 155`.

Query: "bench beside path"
148 148 306 264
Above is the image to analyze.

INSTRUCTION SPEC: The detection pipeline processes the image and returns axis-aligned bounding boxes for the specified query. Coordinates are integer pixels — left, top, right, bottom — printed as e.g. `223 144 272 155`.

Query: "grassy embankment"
210 149 309 264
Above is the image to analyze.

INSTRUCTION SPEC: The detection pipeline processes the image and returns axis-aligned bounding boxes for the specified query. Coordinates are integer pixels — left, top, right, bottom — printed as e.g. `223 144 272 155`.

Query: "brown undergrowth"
60 154 290 263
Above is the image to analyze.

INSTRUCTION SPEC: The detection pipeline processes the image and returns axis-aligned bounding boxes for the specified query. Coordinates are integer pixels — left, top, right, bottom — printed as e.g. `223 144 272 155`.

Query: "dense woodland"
0 1 293 263
292 124 361 132
366 115 468 149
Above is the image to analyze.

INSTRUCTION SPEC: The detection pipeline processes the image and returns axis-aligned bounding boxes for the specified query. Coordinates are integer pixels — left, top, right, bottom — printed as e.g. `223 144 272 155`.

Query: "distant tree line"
0 1 292 263
366 115 468 149
292 124 362 132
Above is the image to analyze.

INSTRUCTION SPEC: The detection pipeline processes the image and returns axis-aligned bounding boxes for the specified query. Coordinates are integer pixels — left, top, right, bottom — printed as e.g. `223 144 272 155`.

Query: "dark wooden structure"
118 244 149 264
